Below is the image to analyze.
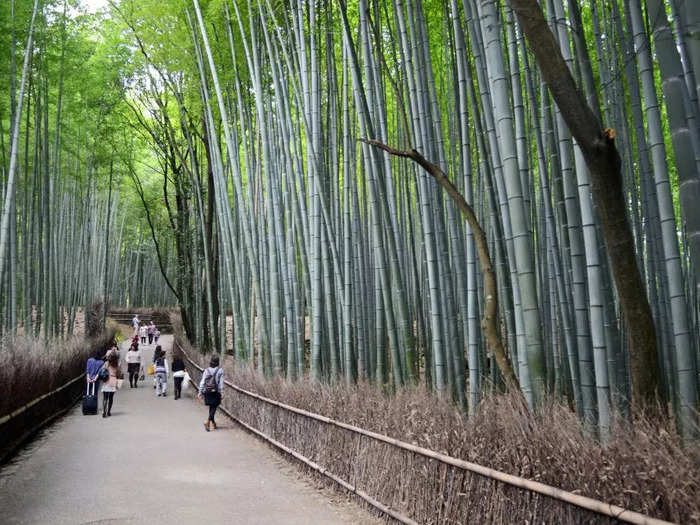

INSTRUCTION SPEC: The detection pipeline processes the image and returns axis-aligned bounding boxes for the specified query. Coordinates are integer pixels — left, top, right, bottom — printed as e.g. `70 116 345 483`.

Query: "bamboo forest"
0 0 699 522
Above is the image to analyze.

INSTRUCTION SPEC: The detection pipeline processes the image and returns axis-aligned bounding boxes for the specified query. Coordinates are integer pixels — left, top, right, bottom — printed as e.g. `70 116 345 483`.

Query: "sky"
82 0 110 14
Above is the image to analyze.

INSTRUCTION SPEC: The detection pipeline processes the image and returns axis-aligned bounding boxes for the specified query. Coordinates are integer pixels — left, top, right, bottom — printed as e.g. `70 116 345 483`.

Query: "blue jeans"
155 373 167 395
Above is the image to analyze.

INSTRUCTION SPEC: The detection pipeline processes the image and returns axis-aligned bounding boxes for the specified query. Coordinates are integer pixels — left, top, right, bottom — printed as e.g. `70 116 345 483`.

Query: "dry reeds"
0 327 116 462
172 326 698 524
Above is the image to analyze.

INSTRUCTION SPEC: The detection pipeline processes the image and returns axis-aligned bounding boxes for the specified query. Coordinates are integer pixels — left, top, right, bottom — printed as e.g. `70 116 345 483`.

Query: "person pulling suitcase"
84 351 105 415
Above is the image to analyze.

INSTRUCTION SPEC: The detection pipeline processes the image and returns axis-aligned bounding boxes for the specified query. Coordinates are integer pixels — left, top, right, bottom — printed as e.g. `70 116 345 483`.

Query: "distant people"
126 343 142 388
154 328 161 344
147 321 156 345
153 345 169 397
139 323 147 344
171 356 186 400
132 314 140 336
101 351 120 418
198 355 223 431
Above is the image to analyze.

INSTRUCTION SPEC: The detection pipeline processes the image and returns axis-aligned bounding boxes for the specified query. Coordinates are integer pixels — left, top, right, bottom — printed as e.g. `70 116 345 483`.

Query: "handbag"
147 364 155 376
116 378 124 390
98 368 109 381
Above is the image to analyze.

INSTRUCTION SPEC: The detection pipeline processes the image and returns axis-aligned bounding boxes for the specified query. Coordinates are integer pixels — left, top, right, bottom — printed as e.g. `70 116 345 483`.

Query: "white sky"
82 0 110 14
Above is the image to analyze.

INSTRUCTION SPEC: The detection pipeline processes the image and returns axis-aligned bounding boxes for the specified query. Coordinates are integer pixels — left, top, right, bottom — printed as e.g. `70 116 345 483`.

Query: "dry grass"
0 328 116 417
172 318 699 524
0 327 116 462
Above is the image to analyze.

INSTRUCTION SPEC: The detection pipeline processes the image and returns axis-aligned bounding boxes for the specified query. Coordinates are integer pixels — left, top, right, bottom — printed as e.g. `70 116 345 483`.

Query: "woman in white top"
101 351 120 418
126 343 142 388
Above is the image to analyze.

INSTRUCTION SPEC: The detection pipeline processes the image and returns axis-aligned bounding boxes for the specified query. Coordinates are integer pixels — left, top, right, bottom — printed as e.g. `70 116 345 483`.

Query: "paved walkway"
0 335 378 525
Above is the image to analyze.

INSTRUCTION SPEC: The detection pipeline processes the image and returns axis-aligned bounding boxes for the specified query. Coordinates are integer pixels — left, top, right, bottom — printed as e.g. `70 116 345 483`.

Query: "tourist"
132 314 139 337
171 355 186 399
108 342 120 360
147 321 156 345
153 345 169 397
101 351 121 418
86 349 105 404
154 328 161 344
139 323 147 344
126 343 142 388
198 355 224 431
105 344 119 362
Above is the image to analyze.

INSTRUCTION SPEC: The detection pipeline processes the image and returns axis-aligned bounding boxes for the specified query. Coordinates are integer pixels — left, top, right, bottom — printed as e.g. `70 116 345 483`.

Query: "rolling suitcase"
82 382 98 415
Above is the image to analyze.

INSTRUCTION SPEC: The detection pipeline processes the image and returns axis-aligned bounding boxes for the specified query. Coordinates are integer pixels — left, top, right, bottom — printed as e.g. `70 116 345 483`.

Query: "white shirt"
126 349 142 364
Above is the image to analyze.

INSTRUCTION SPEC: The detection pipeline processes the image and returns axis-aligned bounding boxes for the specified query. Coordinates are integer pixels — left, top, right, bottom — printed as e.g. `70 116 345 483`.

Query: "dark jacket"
171 357 185 373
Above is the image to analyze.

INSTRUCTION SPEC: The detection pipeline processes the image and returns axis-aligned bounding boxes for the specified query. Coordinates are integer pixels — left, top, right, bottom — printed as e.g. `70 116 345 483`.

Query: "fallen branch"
359 138 521 396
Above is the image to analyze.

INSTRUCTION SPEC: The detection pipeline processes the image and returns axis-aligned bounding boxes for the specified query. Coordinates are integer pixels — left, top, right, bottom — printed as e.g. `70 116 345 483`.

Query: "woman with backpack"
198 355 224 431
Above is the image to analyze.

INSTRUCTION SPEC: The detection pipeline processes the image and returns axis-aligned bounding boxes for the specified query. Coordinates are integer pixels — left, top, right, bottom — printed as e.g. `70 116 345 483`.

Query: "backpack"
155 356 166 374
203 368 220 394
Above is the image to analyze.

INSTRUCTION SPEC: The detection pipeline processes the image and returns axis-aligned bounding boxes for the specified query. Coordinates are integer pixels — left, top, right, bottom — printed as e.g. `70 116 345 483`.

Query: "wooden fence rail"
176 342 672 525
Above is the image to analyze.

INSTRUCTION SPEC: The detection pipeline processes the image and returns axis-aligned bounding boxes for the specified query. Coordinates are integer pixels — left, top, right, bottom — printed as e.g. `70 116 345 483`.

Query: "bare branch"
361 138 522 399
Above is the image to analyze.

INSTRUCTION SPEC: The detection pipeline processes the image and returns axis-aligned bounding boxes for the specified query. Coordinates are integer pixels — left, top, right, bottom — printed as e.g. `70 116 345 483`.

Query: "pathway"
0 335 378 524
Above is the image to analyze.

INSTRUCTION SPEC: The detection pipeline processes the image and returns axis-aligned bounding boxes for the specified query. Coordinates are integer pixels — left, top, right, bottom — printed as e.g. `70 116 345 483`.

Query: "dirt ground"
16 307 85 338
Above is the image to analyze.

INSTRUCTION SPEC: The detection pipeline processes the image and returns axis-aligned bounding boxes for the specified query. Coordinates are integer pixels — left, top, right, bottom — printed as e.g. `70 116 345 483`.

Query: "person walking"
126 343 142 388
85 350 105 411
101 351 121 418
154 328 161 344
108 342 120 361
153 345 169 397
139 323 147 344
86 350 105 387
171 356 186 400
132 314 140 337
198 355 224 431
147 321 156 345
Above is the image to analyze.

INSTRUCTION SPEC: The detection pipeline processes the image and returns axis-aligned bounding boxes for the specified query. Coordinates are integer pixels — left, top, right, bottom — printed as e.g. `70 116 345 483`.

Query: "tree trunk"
508 0 659 405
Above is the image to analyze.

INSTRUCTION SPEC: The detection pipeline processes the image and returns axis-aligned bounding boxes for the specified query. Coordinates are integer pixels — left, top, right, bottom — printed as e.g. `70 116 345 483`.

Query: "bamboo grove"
2 0 699 439
0 0 177 339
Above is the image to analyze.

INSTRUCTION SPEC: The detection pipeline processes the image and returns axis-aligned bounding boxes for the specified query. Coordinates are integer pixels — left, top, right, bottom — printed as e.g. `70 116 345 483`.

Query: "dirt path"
0 335 380 524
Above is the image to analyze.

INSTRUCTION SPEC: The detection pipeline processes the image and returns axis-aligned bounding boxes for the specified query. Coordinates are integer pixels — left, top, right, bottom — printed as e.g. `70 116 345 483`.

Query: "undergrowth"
172 321 699 523
0 327 116 418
